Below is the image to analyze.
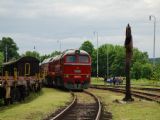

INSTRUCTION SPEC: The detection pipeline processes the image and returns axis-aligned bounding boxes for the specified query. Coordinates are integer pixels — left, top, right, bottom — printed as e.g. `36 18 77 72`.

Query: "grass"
91 77 105 85
0 88 71 120
88 88 160 120
131 79 160 86
91 77 160 87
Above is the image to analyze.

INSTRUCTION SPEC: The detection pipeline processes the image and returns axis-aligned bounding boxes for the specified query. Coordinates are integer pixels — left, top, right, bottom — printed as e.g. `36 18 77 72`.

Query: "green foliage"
132 48 149 64
79 41 153 80
23 51 40 60
141 63 152 79
152 64 160 80
79 40 94 56
40 51 61 62
110 45 125 77
0 37 19 62
149 58 160 64
0 52 4 72
50 51 61 57
92 44 126 77
40 54 51 62
131 62 142 79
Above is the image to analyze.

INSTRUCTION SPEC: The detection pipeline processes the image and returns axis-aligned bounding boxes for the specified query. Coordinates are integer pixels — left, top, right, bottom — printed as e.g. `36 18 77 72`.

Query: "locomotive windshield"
79 55 89 63
66 55 76 63
65 55 89 63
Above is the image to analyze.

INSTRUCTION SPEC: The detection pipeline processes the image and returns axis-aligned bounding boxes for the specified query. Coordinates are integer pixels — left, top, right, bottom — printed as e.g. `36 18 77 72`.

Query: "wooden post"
123 24 134 101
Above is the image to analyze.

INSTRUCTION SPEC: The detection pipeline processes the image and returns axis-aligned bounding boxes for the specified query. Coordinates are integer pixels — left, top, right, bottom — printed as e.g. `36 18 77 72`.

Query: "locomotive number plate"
74 70 81 73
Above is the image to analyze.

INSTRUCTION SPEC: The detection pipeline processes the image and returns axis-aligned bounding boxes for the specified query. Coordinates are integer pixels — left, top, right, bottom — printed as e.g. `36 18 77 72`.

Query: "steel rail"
84 91 102 120
49 91 102 120
91 85 160 103
49 92 76 120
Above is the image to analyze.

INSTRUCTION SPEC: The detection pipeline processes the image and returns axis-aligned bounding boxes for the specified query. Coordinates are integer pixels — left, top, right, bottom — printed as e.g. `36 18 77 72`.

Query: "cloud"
0 0 160 57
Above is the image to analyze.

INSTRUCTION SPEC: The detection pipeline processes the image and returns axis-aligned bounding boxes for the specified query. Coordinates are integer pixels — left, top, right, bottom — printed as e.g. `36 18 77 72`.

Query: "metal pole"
149 15 156 67
57 40 61 53
107 44 109 80
97 32 99 80
94 32 99 81
60 40 61 53
34 45 37 59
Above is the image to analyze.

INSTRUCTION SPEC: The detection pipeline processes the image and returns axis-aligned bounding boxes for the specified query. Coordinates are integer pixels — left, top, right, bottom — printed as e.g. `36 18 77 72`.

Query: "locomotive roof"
2 56 39 66
61 49 89 57
41 49 90 64
41 57 54 64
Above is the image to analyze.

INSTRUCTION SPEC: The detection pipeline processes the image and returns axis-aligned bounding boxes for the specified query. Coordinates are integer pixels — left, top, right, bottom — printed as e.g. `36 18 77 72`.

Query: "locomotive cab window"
25 63 30 76
66 55 76 63
79 55 89 63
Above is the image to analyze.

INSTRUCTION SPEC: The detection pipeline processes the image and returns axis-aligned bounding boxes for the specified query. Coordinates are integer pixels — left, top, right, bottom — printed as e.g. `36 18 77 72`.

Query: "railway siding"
88 88 160 120
90 85 160 103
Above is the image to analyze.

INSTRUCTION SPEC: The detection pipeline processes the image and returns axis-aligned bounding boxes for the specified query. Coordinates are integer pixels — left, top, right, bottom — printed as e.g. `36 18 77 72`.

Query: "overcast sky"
0 0 160 57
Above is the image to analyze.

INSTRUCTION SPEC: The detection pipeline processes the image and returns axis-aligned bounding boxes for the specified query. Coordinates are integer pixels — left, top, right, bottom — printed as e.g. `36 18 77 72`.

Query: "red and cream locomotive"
41 49 91 90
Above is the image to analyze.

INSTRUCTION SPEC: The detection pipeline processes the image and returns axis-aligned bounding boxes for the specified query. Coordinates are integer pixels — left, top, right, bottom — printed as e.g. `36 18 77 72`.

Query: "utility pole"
149 15 156 67
94 32 99 81
57 40 62 53
107 44 109 80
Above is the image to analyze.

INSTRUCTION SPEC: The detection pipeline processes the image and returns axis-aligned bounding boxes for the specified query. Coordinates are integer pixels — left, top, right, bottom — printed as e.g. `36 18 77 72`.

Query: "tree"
110 45 125 77
0 37 19 62
132 48 148 65
40 54 51 62
152 64 160 80
79 39 152 80
79 40 94 56
131 62 142 79
142 63 152 79
50 51 61 57
0 52 4 72
23 51 40 60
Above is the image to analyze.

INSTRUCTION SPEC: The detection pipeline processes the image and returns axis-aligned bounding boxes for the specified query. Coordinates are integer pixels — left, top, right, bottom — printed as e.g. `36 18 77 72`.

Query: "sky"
0 0 160 58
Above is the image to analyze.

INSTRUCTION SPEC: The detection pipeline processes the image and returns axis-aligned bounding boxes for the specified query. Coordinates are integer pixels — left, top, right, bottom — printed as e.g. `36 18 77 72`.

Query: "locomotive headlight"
75 50 80 54
86 75 90 78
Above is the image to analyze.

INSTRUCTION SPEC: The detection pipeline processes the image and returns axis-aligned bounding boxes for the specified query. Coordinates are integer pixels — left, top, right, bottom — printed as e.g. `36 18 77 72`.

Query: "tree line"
0 37 160 80
79 40 160 81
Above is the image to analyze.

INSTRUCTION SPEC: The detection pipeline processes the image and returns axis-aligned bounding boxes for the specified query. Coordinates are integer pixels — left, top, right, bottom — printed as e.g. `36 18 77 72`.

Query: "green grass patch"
88 88 160 120
131 78 160 86
91 77 160 87
91 77 105 85
0 88 71 120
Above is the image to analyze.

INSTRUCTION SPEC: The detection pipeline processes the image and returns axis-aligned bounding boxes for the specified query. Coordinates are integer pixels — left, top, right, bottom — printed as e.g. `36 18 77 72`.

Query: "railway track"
91 84 160 92
90 85 160 103
49 91 101 120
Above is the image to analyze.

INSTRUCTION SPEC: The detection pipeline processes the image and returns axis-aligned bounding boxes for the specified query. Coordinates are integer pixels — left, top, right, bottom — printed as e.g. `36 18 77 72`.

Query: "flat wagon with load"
0 56 42 105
